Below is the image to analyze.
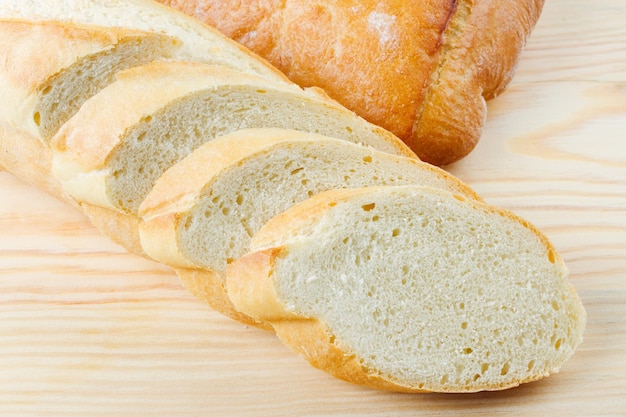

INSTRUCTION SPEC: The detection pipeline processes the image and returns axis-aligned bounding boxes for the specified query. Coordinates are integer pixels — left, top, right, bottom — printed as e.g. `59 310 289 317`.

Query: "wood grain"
1 0 625 415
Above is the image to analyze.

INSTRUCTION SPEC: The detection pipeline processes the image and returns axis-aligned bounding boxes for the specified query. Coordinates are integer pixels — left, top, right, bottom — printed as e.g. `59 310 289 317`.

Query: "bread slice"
0 0 287 82
138 128 479 323
0 19 180 142
226 185 586 392
51 60 415 217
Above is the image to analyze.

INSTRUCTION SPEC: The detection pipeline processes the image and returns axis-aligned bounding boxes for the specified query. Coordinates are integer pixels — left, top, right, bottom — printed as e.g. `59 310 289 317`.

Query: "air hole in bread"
463 347 473 355
236 194 244 205
500 362 510 376
180 215 195 231
527 360 535 371
392 228 400 237
362 155 372 163
33 112 41 126
554 338 563 350
40 85 52 95
361 203 376 211
290 167 304 175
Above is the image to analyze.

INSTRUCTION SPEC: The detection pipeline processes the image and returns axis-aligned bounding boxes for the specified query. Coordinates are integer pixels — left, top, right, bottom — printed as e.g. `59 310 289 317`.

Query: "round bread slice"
138 128 478 324
226 185 586 392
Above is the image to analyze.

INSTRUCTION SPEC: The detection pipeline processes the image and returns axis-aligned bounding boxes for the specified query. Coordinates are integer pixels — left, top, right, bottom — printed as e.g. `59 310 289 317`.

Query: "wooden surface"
1 0 625 415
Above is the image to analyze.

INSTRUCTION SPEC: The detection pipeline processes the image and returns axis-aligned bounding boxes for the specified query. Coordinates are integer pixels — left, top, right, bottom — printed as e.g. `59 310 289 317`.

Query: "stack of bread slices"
0 0 585 393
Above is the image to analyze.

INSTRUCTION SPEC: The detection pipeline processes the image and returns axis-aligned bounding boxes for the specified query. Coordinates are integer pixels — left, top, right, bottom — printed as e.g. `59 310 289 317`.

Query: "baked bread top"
159 0 545 165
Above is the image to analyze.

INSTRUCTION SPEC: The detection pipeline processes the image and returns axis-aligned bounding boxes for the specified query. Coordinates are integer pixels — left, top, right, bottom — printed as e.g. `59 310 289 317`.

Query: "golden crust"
411 0 546 165
176 266 270 328
80 203 146 257
159 0 545 165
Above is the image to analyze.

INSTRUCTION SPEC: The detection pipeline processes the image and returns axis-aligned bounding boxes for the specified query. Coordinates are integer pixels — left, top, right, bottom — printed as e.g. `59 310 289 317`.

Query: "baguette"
157 0 545 165
0 1 585 393
138 128 479 324
227 185 586 392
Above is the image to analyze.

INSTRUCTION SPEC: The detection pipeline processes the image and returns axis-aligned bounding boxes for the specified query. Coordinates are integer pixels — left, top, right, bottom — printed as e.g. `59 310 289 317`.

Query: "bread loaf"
227 185 586 392
0 0 585 393
138 127 480 324
157 0 545 165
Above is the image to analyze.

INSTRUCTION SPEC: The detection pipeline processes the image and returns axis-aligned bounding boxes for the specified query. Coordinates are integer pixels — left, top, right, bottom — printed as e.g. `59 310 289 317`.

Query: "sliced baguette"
51 60 415 217
226 185 586 392
138 128 479 323
0 0 287 81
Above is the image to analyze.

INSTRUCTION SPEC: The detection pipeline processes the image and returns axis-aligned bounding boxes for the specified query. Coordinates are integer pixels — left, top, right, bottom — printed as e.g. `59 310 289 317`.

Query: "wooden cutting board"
1 0 625 415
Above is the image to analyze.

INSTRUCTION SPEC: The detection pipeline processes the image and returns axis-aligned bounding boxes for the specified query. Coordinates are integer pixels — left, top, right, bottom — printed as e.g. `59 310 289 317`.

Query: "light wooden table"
1 0 624 415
